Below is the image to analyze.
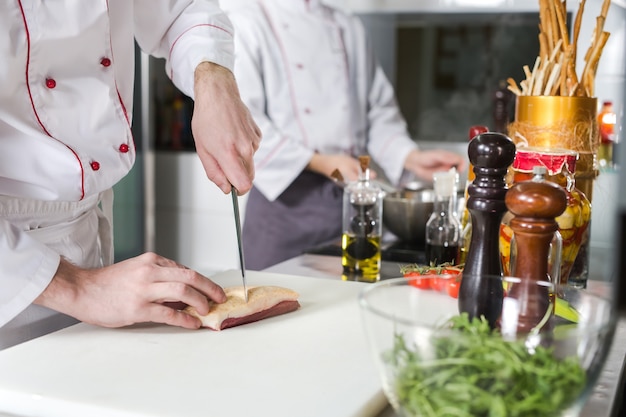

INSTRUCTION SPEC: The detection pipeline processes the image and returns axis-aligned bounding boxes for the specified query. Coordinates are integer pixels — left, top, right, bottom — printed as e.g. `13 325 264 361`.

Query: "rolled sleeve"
134 0 235 98
0 220 60 327
166 22 235 98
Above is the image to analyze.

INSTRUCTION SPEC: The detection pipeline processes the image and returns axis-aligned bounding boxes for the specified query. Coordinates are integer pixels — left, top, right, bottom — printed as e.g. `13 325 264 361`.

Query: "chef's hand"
307 153 377 182
34 253 227 329
191 62 262 195
403 149 467 182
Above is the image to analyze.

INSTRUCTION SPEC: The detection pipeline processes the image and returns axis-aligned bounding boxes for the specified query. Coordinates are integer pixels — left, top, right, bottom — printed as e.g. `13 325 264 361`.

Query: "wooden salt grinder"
458 132 516 328
505 172 567 332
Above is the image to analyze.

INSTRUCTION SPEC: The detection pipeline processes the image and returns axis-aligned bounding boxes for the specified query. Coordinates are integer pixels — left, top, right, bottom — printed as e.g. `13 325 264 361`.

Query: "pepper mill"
458 132 516 328
505 167 567 332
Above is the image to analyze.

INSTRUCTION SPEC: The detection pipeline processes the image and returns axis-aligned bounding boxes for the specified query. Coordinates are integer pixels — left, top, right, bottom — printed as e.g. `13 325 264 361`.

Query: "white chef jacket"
226 0 418 202
0 1 234 333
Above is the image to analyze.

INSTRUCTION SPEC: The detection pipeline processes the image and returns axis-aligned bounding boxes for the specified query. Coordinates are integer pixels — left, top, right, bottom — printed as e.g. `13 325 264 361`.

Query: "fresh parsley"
385 313 586 417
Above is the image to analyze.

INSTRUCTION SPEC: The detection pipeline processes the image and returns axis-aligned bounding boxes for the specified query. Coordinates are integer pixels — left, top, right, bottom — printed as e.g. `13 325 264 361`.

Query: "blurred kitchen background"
112 0 626 278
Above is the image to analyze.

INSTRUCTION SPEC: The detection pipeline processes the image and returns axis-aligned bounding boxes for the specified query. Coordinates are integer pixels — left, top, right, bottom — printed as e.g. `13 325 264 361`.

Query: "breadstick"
520 79 529 95
599 0 611 32
523 65 533 94
568 80 580 97
554 0 570 49
531 57 542 94
549 39 564 63
580 30 610 95
539 0 554 50
572 0 586 63
548 0 561 49
590 31 611 74
558 61 568 96
533 65 547 96
562 45 576 96
507 78 522 96
582 33 609 96
545 58 563 95
585 71 594 96
507 84 522 96
539 31 549 60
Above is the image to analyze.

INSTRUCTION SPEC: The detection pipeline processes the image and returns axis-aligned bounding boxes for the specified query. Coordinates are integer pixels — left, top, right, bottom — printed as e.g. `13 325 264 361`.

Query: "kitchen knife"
231 185 248 302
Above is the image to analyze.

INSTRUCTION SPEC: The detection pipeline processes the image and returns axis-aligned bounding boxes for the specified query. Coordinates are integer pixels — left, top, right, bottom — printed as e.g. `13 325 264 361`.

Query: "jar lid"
513 147 578 176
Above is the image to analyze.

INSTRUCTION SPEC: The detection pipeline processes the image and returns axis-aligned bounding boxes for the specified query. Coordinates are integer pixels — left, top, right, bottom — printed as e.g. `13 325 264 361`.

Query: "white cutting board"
0 271 388 417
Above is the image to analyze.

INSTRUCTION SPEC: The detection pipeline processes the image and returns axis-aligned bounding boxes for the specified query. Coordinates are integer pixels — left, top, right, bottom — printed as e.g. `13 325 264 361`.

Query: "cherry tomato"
401 264 463 297
404 271 431 289
429 276 447 292
446 277 461 298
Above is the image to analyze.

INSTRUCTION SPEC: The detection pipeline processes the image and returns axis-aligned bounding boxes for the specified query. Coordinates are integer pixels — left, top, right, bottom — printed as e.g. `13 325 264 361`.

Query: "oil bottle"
425 168 461 265
341 156 383 282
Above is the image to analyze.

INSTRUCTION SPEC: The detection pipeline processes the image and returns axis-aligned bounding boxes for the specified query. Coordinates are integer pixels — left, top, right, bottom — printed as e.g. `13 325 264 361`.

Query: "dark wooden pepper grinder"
504 168 567 332
458 132 516 328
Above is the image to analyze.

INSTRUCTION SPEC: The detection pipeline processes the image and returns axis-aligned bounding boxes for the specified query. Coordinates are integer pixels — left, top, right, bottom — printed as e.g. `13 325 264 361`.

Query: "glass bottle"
425 168 461 266
341 156 383 282
459 125 489 264
597 100 616 169
500 147 591 286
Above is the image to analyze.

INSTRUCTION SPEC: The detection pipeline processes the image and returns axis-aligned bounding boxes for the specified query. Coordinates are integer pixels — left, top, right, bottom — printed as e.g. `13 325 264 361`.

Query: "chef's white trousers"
0 189 113 350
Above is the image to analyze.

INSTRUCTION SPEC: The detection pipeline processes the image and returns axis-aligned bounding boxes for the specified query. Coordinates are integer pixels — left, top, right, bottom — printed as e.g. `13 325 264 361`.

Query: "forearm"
191 61 261 194
33 258 80 317
194 62 239 100
306 153 328 176
306 153 365 183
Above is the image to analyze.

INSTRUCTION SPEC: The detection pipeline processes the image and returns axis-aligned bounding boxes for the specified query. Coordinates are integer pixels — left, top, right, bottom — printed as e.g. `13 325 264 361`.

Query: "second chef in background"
226 0 466 270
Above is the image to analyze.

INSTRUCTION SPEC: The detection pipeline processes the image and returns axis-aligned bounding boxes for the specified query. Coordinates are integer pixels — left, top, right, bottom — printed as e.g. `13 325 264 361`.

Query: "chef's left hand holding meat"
0 1 261 350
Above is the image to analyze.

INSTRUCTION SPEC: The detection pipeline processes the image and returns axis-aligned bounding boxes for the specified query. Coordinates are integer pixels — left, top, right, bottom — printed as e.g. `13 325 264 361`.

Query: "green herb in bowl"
385 313 586 417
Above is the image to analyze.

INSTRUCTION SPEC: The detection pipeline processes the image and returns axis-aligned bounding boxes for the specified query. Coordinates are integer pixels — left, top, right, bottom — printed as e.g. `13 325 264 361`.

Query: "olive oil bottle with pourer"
341 156 383 282
425 168 461 266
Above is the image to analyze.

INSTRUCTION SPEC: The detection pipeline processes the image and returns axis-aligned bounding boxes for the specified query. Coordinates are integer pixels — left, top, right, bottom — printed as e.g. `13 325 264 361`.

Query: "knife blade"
231 185 248 302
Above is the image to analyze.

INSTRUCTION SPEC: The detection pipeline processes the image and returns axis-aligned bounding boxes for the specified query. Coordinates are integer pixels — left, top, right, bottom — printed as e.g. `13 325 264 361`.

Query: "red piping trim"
104 0 135 151
17 0 86 199
256 136 289 170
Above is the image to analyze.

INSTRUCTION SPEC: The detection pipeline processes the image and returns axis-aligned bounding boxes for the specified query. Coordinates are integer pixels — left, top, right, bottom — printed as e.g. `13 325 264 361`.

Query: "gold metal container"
509 96 599 201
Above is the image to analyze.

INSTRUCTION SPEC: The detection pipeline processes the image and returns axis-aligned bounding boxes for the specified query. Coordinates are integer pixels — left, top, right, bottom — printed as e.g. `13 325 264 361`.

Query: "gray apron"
0 189 113 350
242 171 343 270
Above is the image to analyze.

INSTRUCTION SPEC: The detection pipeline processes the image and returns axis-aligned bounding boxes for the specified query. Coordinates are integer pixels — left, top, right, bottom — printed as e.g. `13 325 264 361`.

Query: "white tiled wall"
154 152 247 274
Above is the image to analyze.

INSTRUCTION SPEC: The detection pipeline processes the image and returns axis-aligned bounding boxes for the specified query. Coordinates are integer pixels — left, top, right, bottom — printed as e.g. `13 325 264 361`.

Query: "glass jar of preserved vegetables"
500 147 591 286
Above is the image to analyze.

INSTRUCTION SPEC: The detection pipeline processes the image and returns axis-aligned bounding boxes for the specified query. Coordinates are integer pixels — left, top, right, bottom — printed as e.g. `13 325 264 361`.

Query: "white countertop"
1 252 622 417
0 270 387 417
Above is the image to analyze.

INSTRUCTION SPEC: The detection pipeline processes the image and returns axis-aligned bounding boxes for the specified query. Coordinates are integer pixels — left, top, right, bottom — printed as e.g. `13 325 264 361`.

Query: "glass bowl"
358 275 616 417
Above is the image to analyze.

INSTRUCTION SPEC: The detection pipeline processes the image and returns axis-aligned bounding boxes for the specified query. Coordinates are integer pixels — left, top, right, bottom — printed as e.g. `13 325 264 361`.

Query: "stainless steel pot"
382 189 435 244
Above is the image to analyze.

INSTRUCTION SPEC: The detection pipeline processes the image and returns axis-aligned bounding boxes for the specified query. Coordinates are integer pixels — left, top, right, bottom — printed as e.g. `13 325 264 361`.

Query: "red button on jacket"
90 161 100 171
45 78 56 89
100 57 111 67
119 143 129 153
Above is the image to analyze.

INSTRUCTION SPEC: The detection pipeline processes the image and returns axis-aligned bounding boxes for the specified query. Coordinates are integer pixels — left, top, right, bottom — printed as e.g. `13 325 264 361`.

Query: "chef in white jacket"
0 1 261 350
226 0 466 270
